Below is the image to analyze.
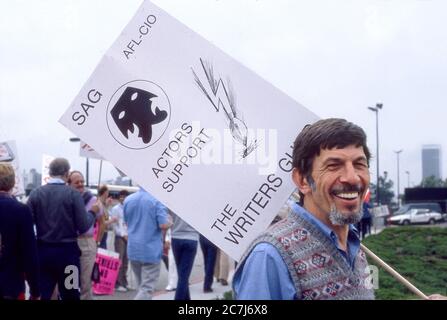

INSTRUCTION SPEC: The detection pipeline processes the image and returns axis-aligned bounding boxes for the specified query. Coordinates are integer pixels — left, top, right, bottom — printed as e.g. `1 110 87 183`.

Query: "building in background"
23 168 41 188
422 145 442 180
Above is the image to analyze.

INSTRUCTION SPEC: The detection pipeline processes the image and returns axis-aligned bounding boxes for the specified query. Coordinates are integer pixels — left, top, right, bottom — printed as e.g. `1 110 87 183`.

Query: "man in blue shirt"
233 118 375 300
124 187 171 300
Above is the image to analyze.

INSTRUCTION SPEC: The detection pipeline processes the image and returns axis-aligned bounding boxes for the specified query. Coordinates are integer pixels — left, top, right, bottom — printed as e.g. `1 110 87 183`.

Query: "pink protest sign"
92 248 121 295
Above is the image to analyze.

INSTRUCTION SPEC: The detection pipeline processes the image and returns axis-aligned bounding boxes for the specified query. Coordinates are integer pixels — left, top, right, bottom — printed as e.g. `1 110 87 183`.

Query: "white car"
388 208 444 225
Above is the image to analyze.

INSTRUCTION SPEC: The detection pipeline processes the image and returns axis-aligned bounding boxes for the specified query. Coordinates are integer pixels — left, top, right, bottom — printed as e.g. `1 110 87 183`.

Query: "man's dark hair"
292 118 371 204
49 158 70 177
119 190 130 197
98 185 109 197
67 170 84 185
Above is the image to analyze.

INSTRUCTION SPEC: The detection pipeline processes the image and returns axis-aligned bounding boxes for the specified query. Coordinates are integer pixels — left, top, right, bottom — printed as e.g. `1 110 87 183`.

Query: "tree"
370 171 395 207
419 175 445 188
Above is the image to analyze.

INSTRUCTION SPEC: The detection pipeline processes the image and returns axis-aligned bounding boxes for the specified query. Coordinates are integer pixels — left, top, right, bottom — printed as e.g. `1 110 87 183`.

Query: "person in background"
110 189 129 292
170 213 198 300
0 163 40 300
360 201 372 240
28 158 98 300
161 235 169 271
199 234 218 293
68 170 102 300
164 228 177 292
124 187 171 300
215 249 231 286
96 185 115 249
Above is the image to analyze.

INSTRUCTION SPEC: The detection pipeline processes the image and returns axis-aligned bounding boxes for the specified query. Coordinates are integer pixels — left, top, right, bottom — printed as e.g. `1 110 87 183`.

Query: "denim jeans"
199 235 217 290
171 238 198 300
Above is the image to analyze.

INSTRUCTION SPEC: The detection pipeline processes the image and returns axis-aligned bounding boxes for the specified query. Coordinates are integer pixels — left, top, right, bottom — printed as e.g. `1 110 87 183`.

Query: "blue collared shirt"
233 203 361 300
124 189 168 263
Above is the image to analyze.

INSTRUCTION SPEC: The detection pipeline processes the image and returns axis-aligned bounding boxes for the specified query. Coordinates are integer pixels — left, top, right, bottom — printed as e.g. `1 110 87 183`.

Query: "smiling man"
233 118 375 300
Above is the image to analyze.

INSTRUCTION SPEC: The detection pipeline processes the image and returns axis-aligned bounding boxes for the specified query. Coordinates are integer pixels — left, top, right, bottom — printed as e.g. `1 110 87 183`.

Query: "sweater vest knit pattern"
238 212 375 300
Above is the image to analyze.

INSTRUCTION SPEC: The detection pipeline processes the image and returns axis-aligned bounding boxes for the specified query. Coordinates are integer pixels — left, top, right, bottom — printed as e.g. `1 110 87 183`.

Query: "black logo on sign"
106 80 171 149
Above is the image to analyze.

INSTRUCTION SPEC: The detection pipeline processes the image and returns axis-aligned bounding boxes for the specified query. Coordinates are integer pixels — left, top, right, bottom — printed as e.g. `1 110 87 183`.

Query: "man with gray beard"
233 118 374 300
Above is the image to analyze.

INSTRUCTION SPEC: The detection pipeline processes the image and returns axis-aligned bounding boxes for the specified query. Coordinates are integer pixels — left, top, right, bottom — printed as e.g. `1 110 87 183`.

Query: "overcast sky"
1 0 446 195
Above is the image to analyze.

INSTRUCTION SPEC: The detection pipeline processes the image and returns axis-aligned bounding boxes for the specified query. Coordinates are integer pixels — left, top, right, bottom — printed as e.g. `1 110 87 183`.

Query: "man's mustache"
331 184 364 194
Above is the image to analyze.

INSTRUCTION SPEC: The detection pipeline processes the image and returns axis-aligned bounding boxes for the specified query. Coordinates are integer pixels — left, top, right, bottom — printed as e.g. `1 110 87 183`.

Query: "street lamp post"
394 149 403 207
405 170 410 188
69 137 89 187
85 158 90 187
368 103 383 206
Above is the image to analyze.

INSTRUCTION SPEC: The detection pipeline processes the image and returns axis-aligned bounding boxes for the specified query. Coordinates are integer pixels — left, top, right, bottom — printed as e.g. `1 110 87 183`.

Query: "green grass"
363 226 447 299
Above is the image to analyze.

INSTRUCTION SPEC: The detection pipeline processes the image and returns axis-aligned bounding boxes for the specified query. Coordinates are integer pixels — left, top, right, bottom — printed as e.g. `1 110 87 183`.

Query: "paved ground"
95 235 235 300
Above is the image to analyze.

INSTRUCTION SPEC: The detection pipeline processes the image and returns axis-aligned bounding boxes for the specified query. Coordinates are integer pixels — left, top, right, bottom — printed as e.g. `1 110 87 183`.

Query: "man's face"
296 145 370 226
69 173 85 194
100 190 109 202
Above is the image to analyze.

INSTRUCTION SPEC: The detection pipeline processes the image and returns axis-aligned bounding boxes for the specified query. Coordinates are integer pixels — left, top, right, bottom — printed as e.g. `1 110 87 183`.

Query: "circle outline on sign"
106 79 172 150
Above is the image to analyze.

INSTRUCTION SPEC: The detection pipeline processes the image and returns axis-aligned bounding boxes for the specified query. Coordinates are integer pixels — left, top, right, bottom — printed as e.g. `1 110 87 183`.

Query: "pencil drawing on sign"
106 80 171 150
192 58 257 158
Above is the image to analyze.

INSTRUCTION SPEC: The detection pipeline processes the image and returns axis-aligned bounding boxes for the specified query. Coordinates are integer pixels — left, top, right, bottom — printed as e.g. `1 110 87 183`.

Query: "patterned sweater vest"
238 213 375 300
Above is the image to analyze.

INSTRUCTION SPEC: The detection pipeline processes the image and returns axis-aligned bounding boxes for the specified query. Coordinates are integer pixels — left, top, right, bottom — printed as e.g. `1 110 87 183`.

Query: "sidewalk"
95 277 233 300
95 281 231 300
153 279 232 300
96 235 235 300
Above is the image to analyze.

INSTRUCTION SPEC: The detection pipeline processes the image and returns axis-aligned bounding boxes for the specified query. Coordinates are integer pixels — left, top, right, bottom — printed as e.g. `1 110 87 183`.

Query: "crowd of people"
0 158 232 300
1 118 445 300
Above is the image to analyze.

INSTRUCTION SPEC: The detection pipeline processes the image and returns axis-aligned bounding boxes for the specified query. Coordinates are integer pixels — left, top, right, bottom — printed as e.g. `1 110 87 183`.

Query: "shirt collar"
47 177 66 184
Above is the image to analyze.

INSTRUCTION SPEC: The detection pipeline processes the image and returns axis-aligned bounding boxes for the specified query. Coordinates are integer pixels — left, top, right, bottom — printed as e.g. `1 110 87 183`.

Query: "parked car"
394 202 442 215
387 208 444 225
